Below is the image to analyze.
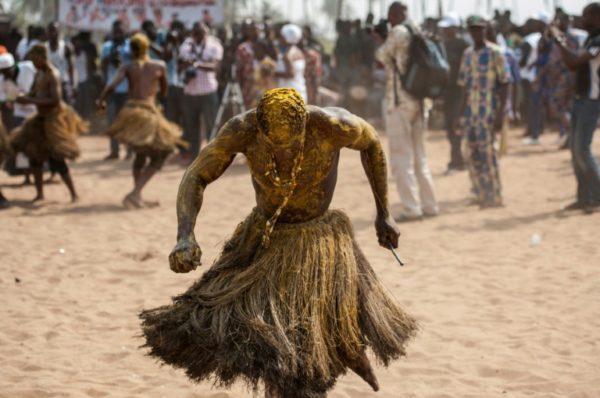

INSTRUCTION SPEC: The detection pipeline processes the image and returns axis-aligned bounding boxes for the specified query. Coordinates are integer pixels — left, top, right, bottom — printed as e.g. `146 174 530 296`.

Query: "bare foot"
31 195 45 203
71 195 80 203
123 193 142 209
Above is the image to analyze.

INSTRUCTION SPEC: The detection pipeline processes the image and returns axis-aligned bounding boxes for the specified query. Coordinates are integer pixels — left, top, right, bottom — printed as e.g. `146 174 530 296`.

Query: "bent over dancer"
140 88 417 397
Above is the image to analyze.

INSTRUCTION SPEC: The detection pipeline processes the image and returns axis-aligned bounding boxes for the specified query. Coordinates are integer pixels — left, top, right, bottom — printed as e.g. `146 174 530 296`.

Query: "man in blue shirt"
101 20 131 160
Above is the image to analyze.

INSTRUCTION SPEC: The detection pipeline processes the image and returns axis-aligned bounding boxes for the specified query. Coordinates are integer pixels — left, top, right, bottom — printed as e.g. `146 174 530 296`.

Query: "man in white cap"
376 1 438 222
439 12 469 174
0 48 37 180
275 23 307 102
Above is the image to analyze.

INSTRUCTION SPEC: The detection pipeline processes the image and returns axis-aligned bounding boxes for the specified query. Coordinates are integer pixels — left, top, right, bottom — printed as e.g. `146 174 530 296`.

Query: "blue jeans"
571 99 600 205
107 92 128 156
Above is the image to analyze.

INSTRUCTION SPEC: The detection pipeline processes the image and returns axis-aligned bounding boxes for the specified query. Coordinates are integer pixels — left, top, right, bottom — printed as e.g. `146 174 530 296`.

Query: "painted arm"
326 108 400 248
169 113 253 273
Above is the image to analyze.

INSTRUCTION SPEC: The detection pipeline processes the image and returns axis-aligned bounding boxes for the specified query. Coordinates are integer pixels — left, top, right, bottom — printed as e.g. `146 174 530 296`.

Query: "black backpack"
393 24 450 102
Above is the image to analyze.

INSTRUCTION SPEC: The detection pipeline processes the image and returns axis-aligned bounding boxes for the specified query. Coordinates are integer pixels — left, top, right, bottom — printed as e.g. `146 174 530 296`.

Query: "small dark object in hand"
387 242 405 266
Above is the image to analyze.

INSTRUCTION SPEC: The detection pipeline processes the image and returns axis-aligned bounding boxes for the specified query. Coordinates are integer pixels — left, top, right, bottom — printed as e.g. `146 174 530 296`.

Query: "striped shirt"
179 36 223 96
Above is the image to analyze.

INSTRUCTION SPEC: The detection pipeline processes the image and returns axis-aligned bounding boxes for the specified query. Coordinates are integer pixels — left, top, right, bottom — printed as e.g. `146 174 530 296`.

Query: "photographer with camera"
178 22 223 161
101 20 131 160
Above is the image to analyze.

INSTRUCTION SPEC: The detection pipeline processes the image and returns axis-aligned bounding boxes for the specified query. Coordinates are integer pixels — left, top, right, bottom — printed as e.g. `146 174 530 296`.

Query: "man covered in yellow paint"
140 88 417 397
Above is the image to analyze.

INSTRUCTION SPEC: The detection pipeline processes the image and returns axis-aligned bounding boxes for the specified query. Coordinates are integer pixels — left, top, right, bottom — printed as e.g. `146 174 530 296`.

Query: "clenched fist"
169 237 202 273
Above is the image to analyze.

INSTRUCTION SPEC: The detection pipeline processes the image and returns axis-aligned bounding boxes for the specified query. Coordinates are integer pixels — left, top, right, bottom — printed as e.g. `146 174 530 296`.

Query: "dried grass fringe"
10 102 87 161
140 209 417 397
104 100 186 153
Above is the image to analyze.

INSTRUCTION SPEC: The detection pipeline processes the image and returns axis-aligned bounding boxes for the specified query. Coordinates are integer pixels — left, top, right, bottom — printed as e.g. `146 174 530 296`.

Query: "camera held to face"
183 66 198 84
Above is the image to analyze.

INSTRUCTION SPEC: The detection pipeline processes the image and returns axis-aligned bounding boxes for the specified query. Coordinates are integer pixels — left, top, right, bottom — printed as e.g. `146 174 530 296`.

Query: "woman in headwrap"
275 24 307 102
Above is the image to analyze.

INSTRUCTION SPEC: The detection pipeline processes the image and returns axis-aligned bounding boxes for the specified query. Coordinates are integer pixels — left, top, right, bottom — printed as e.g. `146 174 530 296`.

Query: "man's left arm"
327 109 400 248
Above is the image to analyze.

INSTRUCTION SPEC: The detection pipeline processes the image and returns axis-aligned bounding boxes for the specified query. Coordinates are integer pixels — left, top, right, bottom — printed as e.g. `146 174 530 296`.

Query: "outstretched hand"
169 237 202 273
375 213 400 249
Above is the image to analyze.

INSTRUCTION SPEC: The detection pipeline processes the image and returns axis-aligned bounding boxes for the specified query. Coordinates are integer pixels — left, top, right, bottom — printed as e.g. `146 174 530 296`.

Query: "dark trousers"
571 99 600 205
165 85 184 126
182 92 219 158
521 80 534 136
443 85 465 169
529 86 546 139
107 92 128 155
75 80 94 119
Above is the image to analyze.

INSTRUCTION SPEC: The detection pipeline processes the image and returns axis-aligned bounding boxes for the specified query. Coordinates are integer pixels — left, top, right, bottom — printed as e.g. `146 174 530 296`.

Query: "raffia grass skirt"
140 209 417 396
10 102 87 162
104 100 185 154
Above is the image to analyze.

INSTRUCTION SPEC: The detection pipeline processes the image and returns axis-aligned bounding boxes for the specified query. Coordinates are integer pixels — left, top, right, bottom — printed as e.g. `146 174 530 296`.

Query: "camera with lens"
374 19 389 40
183 66 198 84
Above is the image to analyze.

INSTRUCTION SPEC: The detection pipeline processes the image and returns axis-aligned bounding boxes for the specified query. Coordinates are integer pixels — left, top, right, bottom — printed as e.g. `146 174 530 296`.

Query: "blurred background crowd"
0 3 585 150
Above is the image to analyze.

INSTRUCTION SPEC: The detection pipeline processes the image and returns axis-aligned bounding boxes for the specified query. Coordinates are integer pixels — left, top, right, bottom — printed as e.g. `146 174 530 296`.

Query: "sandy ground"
1 127 599 398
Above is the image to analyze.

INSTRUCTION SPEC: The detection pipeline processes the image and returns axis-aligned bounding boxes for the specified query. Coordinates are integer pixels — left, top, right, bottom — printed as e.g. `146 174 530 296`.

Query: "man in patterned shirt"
457 15 509 209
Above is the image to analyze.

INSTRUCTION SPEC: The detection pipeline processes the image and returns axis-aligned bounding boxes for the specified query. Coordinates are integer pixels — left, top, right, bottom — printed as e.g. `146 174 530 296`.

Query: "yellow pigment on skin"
174 87 391 258
130 32 150 64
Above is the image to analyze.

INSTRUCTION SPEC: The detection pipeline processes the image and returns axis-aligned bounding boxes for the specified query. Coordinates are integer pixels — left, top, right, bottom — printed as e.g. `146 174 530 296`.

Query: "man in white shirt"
0 51 37 179
0 53 37 124
375 1 438 221
179 22 223 160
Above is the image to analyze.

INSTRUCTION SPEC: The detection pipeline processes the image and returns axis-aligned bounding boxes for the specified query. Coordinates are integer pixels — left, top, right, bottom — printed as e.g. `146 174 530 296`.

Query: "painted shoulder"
308 106 360 139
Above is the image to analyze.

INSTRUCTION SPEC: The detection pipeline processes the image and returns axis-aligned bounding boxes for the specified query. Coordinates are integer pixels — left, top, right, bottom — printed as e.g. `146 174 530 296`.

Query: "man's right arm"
170 112 255 273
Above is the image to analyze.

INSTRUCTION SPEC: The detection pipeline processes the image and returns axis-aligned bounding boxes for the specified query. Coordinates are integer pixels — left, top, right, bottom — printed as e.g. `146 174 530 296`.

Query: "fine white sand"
1 128 599 397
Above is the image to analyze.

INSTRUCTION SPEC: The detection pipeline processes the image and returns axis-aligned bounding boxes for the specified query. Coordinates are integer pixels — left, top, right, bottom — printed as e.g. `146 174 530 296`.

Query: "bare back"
30 65 61 116
125 59 166 102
